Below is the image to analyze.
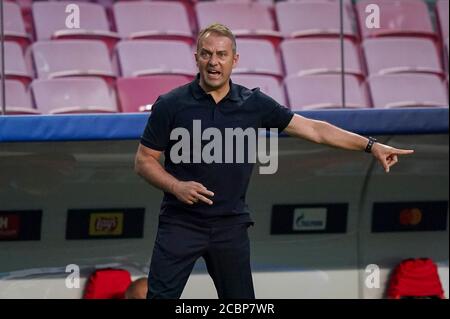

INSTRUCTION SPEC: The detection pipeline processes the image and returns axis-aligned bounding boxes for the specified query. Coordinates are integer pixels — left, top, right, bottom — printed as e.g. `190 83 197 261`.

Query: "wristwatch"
365 137 377 153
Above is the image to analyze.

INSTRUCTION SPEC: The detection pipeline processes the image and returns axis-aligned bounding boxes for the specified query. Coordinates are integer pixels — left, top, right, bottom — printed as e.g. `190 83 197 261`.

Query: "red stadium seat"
83 268 132 299
31 78 117 114
3 0 33 34
195 2 282 46
436 0 449 40
32 1 120 53
30 40 116 86
280 38 363 78
387 258 445 299
1 80 39 115
116 40 196 78
275 1 356 39
356 0 435 39
362 37 444 76
234 39 283 79
368 74 449 108
113 1 194 44
232 74 287 106
2 1 31 50
285 75 369 110
3 41 32 86
11 0 33 36
116 75 192 113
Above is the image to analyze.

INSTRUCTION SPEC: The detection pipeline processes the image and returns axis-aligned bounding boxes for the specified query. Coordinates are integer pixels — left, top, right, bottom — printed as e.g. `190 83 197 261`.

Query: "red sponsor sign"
399 208 423 226
0 214 20 239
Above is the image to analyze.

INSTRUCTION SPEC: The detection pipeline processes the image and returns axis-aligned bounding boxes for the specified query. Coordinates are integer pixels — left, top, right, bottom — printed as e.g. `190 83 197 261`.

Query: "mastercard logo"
399 208 422 226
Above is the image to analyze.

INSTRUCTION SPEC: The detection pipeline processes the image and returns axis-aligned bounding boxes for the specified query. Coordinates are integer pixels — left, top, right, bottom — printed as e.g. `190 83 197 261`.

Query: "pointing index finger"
395 149 414 155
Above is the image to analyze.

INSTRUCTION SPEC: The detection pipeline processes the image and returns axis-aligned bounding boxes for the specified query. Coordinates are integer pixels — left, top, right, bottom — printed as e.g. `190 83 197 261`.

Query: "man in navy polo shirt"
135 23 414 299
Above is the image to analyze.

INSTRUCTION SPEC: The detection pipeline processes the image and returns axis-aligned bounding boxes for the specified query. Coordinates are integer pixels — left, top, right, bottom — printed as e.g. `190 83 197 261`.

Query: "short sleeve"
140 97 173 151
259 92 294 132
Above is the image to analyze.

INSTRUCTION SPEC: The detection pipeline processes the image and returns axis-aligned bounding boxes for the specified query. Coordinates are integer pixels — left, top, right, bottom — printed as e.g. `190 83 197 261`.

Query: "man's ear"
194 52 199 67
232 53 239 69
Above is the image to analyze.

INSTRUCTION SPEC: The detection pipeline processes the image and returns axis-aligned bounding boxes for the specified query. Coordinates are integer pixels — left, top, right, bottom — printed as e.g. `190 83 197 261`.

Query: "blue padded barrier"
0 108 448 142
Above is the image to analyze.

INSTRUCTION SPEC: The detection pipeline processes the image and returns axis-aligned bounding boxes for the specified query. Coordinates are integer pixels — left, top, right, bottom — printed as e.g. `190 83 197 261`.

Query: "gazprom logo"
293 208 327 231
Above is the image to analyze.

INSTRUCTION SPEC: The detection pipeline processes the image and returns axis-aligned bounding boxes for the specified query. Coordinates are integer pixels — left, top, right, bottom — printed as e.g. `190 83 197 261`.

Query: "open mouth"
207 70 221 78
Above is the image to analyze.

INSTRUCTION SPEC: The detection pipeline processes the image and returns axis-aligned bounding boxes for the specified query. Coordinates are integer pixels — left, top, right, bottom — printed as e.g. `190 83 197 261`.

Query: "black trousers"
147 221 255 299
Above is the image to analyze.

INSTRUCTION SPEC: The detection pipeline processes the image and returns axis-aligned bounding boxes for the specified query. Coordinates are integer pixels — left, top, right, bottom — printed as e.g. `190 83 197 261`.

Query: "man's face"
195 33 239 91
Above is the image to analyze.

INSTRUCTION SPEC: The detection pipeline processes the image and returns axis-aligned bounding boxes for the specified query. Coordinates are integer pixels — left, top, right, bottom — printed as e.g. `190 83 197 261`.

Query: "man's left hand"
371 143 414 173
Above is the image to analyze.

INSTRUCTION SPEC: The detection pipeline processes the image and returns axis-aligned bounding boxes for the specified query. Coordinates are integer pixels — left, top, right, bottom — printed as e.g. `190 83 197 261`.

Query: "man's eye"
201 52 210 58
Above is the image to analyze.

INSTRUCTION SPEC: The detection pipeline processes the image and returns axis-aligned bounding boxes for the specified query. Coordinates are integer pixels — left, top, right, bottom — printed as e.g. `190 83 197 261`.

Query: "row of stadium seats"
2 0 449 114
3 34 449 113
4 0 449 51
4 37 447 84
3 73 448 114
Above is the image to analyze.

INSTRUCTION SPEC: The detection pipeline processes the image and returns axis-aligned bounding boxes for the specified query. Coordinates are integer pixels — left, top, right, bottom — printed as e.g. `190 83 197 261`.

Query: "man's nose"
208 53 219 66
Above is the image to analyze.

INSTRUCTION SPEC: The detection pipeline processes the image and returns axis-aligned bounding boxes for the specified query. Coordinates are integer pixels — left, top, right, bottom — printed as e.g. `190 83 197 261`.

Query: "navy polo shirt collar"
190 73 240 102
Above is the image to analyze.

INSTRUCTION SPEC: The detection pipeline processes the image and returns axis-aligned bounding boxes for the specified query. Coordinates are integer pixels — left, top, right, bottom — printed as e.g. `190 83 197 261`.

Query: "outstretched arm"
283 114 414 173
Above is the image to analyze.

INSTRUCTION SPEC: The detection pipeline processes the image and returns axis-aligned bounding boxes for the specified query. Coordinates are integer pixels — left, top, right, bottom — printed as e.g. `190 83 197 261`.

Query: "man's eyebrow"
199 49 228 54
200 48 212 54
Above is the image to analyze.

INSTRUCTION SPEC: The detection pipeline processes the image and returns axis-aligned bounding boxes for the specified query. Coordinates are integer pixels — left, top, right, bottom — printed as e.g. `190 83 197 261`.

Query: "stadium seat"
32 1 120 53
12 0 33 36
275 1 356 39
362 37 443 76
436 0 449 40
2 1 30 49
116 75 192 113
233 39 283 79
113 1 193 44
30 40 115 86
387 258 445 299
8 0 33 25
232 74 287 106
195 2 282 46
2 42 32 86
83 268 132 299
31 78 117 114
285 75 368 110
0 80 39 115
280 38 363 78
356 0 435 39
368 74 449 108
116 40 196 78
